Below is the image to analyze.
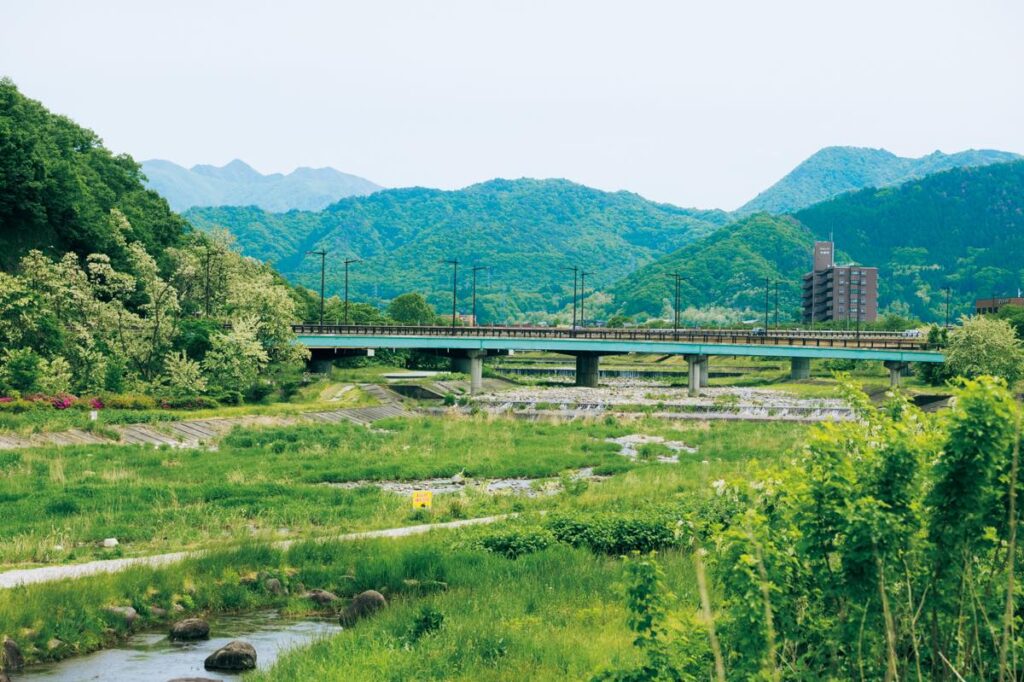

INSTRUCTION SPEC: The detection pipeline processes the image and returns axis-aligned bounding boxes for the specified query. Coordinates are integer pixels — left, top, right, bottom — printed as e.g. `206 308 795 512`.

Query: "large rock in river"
204 640 256 671
339 590 387 627
170 617 210 641
1 637 23 671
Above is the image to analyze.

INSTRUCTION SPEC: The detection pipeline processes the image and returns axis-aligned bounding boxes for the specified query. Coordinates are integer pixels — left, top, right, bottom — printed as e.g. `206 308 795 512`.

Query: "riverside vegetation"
0 416 805 568
3 379 1022 680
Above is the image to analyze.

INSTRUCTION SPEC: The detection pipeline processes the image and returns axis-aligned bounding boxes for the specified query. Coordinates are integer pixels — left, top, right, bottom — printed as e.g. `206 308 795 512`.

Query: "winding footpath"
0 515 508 589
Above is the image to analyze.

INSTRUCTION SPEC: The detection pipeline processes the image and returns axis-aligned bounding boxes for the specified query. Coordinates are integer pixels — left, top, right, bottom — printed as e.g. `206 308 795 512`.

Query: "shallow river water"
13 610 341 681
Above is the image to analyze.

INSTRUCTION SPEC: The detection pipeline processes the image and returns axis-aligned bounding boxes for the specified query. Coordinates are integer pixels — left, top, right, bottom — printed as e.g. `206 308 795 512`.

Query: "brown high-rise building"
801 241 878 324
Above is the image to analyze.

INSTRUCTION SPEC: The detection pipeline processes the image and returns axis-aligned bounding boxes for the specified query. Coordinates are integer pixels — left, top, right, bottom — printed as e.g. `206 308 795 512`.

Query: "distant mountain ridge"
613 160 1024 323
737 146 1020 215
141 159 382 212
185 178 731 322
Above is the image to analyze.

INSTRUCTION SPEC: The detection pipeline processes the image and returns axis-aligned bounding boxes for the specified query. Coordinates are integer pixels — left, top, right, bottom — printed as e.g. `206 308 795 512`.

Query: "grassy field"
0 530 702 677
0 414 808 568
0 385 811 677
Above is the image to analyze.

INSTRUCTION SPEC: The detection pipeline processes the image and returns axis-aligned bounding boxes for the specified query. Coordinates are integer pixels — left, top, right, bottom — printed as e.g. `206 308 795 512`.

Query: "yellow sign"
412 490 433 509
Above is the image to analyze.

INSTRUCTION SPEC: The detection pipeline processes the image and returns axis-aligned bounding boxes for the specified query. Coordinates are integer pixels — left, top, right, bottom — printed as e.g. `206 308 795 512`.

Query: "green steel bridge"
293 324 945 395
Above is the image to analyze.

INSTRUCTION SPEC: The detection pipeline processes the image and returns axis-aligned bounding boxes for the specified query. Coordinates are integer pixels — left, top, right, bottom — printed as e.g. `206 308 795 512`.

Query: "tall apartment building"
801 241 878 324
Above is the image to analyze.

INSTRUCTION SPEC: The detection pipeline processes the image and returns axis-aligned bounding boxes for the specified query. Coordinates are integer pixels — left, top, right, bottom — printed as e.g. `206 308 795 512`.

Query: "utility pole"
343 258 360 325
565 266 579 334
764 276 770 330
669 273 683 339
444 259 459 330
943 286 952 328
773 281 779 329
471 265 488 327
580 271 590 328
306 249 327 327
203 241 212 317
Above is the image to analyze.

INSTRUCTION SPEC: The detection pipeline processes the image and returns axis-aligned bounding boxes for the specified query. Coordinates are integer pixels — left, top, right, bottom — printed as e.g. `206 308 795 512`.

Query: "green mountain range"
615 160 1024 323
141 159 382 212
794 160 1024 321
185 180 731 322
737 146 1020 215
607 213 816 323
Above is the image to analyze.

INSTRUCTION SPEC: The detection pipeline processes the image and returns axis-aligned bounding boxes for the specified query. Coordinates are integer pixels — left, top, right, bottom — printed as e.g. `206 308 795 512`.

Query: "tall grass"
0 416 806 567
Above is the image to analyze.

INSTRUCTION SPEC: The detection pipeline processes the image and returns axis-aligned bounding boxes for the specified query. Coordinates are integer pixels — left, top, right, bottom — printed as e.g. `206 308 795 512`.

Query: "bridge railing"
291 324 936 351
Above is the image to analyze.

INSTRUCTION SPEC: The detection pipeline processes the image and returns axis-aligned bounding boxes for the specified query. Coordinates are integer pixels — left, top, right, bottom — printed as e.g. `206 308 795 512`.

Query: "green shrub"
477 526 554 559
102 394 158 410
545 512 677 555
0 398 36 413
637 442 674 461
406 605 444 642
160 396 220 410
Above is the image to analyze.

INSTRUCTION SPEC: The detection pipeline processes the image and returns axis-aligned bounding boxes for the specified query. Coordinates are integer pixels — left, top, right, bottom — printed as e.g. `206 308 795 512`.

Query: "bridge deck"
293 325 944 363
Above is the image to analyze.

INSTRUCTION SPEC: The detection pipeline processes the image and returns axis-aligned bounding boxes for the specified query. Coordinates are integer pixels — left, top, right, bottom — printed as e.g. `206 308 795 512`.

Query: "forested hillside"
142 159 381 212
0 81 311 403
607 214 817 322
737 146 1019 215
186 179 731 322
0 78 187 273
795 160 1024 320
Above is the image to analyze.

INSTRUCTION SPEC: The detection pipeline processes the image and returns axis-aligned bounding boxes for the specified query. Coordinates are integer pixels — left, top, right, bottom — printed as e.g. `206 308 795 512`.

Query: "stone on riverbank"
339 590 387 627
264 577 285 595
170 617 210 641
203 640 256 671
305 588 338 605
103 605 138 628
2 637 24 671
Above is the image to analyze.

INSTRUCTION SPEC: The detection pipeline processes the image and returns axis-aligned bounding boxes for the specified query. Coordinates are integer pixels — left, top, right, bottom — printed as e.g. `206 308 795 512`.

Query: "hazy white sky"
2 0 1021 209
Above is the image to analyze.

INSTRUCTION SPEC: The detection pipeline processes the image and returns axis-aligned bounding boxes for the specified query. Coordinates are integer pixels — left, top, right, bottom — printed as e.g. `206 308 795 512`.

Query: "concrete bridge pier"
790 357 811 380
451 350 487 394
884 361 910 388
686 355 709 396
574 353 601 388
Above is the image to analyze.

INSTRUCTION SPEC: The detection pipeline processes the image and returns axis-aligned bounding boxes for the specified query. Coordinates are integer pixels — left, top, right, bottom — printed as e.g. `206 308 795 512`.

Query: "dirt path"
0 514 508 589
0 384 411 450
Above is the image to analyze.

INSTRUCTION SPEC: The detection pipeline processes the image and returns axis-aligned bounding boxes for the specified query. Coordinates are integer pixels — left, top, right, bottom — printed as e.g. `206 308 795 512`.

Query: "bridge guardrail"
291 324 936 351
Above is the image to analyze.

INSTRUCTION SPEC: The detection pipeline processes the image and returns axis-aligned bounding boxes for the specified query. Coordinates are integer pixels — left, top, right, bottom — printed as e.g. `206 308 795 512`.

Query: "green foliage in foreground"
690 377 1024 679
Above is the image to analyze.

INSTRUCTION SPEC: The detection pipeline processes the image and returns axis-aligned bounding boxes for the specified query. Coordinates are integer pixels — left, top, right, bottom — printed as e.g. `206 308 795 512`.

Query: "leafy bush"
0 399 36 413
102 394 158 410
477 526 554 559
545 511 678 555
405 605 444 642
159 396 220 410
